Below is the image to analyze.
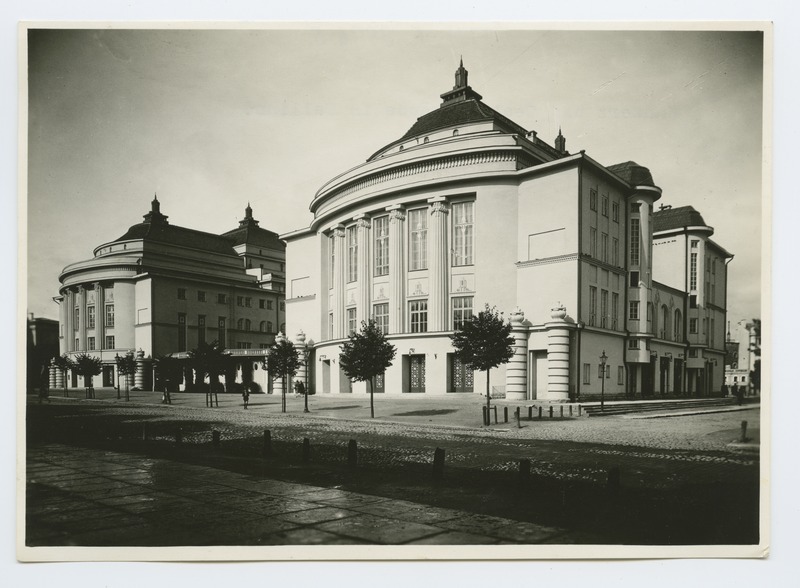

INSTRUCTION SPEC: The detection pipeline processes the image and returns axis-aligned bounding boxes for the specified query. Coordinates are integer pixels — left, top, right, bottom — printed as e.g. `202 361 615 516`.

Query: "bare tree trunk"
486 367 491 412
368 377 374 418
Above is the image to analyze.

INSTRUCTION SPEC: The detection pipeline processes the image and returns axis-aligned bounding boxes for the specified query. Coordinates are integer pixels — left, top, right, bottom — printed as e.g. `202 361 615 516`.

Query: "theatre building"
53 198 286 392
282 61 732 401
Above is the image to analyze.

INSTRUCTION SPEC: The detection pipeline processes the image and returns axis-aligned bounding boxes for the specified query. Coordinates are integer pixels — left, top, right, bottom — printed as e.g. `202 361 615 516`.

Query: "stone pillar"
274 331 286 397
428 198 449 332
332 226 346 339
135 349 151 390
64 290 73 352
544 304 571 402
294 330 308 392
387 207 406 333
94 282 105 346
505 308 529 401
77 286 86 351
49 360 58 389
356 216 371 325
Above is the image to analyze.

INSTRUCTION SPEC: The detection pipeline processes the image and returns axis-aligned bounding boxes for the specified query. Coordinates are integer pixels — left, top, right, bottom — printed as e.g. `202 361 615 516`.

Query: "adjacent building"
282 61 732 400
53 197 286 392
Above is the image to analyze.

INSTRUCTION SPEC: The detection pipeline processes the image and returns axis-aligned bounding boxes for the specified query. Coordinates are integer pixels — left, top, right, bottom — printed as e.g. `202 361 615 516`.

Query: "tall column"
94 282 105 347
135 349 151 390
544 304 571 402
294 330 308 389
49 359 58 389
387 207 406 333
332 226 346 339
428 198 449 332
77 286 86 351
505 308 529 401
64 290 73 352
356 216 371 326
274 331 286 397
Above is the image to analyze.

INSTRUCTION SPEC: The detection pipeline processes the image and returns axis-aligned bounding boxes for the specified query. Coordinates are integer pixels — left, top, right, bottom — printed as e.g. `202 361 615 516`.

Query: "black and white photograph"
19 23 770 563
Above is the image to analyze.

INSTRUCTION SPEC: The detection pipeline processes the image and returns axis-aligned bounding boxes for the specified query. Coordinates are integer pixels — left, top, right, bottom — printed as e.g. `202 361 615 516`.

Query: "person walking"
242 386 250 410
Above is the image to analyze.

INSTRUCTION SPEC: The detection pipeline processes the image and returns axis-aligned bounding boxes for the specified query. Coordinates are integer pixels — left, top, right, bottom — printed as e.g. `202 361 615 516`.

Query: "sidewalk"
26 442 576 547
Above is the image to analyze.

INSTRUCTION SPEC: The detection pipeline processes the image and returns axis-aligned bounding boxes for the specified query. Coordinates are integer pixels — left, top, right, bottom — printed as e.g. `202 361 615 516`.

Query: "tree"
115 351 137 401
265 338 301 413
449 304 514 414
188 340 230 406
73 353 103 398
339 319 397 418
52 354 74 398
154 355 184 400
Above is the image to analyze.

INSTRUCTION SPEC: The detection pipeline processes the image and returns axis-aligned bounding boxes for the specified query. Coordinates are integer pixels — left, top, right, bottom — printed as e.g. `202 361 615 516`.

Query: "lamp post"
115 353 121 399
599 350 608 412
303 344 310 413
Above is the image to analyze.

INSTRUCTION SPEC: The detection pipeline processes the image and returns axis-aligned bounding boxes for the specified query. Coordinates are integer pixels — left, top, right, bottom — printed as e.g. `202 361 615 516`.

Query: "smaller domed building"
53 197 287 393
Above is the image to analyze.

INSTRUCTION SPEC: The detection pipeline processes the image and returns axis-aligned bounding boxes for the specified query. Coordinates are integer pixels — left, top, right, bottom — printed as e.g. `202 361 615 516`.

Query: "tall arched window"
674 309 683 342
661 305 670 339
267 321 273 333
244 319 251 331
237 318 243 330
260 321 266 333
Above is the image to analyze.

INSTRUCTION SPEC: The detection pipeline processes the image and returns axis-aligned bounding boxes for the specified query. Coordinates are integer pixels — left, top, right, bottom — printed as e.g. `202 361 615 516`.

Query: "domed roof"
606 161 656 187
653 205 710 233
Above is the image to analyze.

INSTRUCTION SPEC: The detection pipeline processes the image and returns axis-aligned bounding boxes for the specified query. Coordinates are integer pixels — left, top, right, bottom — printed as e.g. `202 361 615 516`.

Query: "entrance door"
102 365 115 387
408 355 426 393
659 358 669 396
322 360 331 393
449 355 473 393
529 351 548 400
374 372 385 394
673 359 683 395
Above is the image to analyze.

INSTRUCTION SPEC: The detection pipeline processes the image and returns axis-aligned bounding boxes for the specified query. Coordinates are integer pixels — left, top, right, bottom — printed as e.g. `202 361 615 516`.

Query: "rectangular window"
197 291 206 302
689 318 698 334
237 296 244 307
347 308 357 335
245 297 252 308
267 300 273 310
218 317 226 347
601 195 609 217
612 292 619 329
601 290 608 328
105 304 115 327
73 307 79 330
628 339 639 349
452 296 474 330
630 218 640 266
328 313 334 340
347 225 358 283
217 293 227 304
690 252 698 290
589 188 597 211
373 216 389 276
690 294 698 309
589 286 597 326
87 337 95 351
589 227 597 257
612 201 619 222
198 315 206 345
629 301 640 320
329 235 336 289
105 335 115 350
618 366 624 385
259 299 265 309
689 349 698 358
601 233 608 263
583 363 591 385
409 208 428 271
87 305 95 329
280 301 285 311
75 338 79 350
410 300 428 333
373 303 389 334
710 318 715 346
452 201 474 266
177 288 186 300
612 237 619 266
178 313 187 351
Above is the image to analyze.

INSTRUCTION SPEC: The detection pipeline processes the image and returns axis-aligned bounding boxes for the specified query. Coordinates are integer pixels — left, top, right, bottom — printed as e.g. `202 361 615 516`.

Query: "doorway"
407 354 426 393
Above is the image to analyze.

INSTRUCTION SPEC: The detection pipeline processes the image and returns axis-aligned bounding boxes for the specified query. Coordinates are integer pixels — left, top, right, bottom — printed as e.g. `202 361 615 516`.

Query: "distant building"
26 314 59 392
53 197 286 392
282 61 733 400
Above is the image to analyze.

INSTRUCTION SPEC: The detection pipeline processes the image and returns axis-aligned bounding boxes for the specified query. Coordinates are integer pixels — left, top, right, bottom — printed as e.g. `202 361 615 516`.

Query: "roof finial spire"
460 55 463 68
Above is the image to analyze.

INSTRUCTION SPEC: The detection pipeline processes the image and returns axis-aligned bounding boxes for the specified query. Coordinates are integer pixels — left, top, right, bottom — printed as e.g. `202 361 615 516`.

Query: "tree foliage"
450 304 514 411
73 353 102 388
154 355 184 392
188 340 229 385
265 338 301 412
52 354 75 396
115 351 138 377
339 319 397 418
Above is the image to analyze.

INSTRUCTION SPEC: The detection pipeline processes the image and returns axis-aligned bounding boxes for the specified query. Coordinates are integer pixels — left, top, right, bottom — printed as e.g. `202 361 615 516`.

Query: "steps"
580 397 738 417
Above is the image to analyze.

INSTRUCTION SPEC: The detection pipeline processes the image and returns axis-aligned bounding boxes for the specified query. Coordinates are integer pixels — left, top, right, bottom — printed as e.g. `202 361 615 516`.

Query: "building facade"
53 198 286 392
282 61 732 401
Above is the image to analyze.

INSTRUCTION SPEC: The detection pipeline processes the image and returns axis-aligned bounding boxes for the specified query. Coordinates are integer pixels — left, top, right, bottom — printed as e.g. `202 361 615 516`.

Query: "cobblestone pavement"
26 443 577 547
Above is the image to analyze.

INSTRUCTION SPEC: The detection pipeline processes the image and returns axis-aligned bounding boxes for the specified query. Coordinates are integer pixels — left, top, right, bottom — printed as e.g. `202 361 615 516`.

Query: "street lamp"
115 353 121 399
599 350 608 412
303 344 310 413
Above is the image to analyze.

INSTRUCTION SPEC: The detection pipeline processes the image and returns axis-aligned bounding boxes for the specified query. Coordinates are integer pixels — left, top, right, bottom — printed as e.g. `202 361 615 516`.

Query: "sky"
25 27 764 330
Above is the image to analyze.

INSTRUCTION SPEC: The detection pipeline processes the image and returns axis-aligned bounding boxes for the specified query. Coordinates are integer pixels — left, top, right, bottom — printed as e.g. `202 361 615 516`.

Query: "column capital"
356 217 371 230
429 200 449 216
388 208 406 223
333 226 346 239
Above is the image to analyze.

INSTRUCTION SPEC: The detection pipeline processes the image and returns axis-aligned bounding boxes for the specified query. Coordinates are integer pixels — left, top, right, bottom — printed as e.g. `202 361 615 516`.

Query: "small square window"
197 291 206 302
217 293 227 304
177 288 186 300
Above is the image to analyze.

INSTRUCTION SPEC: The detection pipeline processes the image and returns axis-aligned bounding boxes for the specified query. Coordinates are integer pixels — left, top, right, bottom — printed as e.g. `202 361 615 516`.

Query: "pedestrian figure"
736 384 744 406
242 386 250 409
721 383 729 397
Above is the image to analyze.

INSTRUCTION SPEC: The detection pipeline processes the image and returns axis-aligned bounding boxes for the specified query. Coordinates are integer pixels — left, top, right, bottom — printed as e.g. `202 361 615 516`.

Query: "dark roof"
221 224 284 250
114 222 239 256
607 161 656 187
398 99 528 143
653 206 709 232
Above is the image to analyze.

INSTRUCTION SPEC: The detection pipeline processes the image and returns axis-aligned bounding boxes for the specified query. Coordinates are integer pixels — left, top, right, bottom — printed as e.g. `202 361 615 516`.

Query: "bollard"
518 458 531 487
482 405 489 426
142 423 148 442
175 428 183 444
493 406 498 424
302 438 311 463
569 405 573 417
263 430 272 457
740 420 748 443
528 406 533 420
538 406 543 419
560 406 564 418
578 405 582 417
549 406 554 419
432 447 445 480
607 466 621 498
504 406 509 423
515 407 521 429
212 430 221 448
347 439 358 468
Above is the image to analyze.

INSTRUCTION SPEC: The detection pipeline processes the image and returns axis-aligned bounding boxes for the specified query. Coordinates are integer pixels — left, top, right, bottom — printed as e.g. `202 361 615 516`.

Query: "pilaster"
355 216 371 326
428 198 449 332
332 226 346 339
387 207 406 333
